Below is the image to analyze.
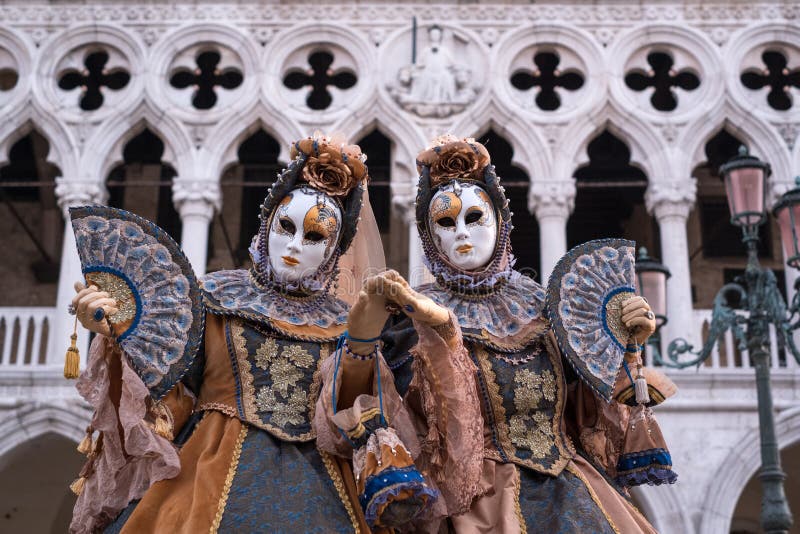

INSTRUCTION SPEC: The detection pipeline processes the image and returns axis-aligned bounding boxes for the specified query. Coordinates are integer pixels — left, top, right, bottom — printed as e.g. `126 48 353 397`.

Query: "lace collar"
418 270 548 353
201 269 348 341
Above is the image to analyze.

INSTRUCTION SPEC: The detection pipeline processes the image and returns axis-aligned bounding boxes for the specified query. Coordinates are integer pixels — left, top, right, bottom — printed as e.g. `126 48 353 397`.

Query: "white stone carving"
777 123 798 151
608 25 723 122
54 178 105 216
387 25 479 118
528 179 576 217
0 5 797 534
725 23 800 123
645 179 697 219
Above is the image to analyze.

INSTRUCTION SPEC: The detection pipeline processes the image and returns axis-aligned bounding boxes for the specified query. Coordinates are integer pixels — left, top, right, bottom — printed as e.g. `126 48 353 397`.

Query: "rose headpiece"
415 135 514 292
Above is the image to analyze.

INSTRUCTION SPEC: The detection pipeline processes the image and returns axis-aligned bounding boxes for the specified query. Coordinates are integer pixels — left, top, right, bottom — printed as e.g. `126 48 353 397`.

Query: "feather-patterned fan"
70 206 204 400
545 239 637 402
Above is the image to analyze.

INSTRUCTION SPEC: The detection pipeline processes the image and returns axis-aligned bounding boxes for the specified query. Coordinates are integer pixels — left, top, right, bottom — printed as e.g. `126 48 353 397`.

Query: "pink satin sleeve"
70 335 182 534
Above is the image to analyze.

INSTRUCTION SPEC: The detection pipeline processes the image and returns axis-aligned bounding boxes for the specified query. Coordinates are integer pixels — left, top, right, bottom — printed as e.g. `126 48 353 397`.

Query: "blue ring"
93 307 106 322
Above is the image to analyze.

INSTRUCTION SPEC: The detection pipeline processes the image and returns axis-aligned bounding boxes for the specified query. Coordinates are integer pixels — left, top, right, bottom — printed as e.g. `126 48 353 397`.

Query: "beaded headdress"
249 132 367 295
415 135 514 292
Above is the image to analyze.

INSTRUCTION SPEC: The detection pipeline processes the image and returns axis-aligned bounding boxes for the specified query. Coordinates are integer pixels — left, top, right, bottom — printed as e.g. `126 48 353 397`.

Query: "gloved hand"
377 270 449 327
346 275 391 355
71 281 118 337
621 296 656 345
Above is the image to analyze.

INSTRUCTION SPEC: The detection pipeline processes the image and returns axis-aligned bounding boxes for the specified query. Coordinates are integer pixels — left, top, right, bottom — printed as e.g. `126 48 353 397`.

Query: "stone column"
529 180 576 284
646 180 698 348
393 195 429 287
173 180 220 278
53 179 104 366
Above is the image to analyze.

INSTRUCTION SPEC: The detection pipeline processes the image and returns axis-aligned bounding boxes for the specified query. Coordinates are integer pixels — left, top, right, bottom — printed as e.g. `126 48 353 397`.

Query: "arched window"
209 129 282 272
0 131 62 305
689 128 784 309
478 130 540 281
106 128 180 240
568 130 659 256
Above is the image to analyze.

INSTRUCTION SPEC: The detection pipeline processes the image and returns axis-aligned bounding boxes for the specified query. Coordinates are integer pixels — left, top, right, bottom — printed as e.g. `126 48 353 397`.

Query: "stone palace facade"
0 1 798 532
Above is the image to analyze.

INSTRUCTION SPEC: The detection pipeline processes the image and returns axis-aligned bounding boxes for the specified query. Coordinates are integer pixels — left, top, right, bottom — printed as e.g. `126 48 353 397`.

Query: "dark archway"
0 131 62 305
729 441 800 534
106 128 180 240
210 129 282 272
478 130 540 281
568 130 659 256
689 128 784 309
0 432 84 533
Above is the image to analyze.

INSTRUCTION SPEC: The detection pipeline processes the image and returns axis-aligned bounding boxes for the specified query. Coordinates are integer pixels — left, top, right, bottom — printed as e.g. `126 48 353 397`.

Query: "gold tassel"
150 401 174 440
635 364 651 405
77 433 93 455
153 416 173 440
70 477 86 496
64 316 80 379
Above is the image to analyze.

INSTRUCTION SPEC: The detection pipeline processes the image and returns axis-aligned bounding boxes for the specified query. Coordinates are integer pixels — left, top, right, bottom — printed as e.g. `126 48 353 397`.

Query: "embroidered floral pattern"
255 338 279 370
252 341 315 420
508 369 556 459
269 358 306 397
255 387 309 427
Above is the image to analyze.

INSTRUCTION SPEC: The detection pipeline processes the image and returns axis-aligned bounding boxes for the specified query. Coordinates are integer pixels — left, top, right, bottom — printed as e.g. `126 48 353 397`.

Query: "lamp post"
634 247 670 363
650 147 795 534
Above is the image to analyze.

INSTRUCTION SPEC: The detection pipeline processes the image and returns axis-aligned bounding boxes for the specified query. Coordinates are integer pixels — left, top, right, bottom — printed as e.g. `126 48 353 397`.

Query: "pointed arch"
331 99 426 193
682 100 793 196
206 101 304 183
83 99 193 183
453 100 551 183
699 405 800 534
0 104 76 180
0 403 89 458
555 102 660 182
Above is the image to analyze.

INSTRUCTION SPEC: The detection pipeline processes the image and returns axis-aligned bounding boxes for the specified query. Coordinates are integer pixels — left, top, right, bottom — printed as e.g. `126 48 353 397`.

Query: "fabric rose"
416 138 491 188
291 135 367 196
301 146 359 197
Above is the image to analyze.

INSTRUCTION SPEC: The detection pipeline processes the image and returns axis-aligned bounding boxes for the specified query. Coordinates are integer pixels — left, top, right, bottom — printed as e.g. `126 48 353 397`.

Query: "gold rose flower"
416 138 491 188
301 146 359 197
291 134 367 196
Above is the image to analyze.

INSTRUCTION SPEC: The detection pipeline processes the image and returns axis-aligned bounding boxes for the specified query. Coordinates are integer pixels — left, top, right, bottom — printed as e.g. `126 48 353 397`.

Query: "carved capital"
172 179 221 220
54 178 105 217
529 180 576 219
645 179 697 220
391 194 417 225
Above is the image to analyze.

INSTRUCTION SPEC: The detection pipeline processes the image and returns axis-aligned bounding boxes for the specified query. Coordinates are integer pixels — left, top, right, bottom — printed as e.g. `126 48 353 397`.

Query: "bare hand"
72 281 118 337
376 270 449 327
621 296 656 344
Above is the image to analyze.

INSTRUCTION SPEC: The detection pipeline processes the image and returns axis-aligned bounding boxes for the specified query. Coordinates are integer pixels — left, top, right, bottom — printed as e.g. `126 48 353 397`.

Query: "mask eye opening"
304 231 325 242
436 216 456 228
465 210 483 224
279 217 296 234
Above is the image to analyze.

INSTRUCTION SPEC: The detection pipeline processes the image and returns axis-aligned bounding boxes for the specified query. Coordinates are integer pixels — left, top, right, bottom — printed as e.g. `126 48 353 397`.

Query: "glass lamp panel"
777 205 800 267
725 167 765 224
638 270 667 317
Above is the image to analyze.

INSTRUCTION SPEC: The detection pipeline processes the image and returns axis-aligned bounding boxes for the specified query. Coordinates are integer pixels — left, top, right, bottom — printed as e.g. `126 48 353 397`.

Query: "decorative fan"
545 239 637 402
70 206 204 400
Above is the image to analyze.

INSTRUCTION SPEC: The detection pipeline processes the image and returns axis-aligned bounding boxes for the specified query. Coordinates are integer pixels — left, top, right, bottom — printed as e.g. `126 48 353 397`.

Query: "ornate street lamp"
653 147 795 534
634 247 670 363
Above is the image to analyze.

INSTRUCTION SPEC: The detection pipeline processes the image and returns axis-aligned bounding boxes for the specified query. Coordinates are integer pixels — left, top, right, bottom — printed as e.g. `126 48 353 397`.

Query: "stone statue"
389 25 477 118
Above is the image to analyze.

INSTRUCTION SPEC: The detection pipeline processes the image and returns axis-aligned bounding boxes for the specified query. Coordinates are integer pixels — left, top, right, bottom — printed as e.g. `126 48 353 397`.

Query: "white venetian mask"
268 187 342 283
428 181 497 271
